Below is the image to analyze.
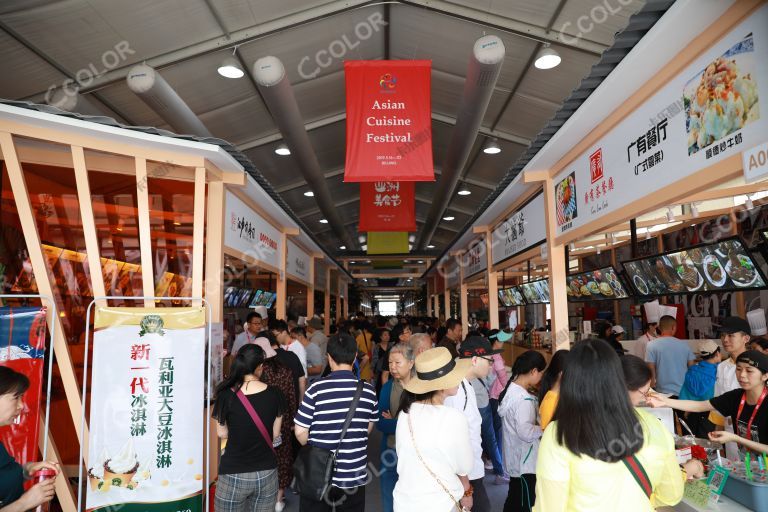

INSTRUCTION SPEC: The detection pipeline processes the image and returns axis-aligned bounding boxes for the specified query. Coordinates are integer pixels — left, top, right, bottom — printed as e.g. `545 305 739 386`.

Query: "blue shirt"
295 370 378 488
645 337 695 395
679 360 718 401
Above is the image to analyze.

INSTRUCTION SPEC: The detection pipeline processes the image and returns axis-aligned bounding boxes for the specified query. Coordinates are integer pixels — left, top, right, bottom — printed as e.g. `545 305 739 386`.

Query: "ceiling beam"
276 167 346 193
415 195 475 217
298 196 359 218
399 0 607 56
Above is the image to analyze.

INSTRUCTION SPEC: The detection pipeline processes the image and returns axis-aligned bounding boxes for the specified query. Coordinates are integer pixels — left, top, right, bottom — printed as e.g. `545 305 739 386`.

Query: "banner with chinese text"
85 307 205 512
345 60 434 182
359 181 416 232
0 307 48 466
367 232 409 254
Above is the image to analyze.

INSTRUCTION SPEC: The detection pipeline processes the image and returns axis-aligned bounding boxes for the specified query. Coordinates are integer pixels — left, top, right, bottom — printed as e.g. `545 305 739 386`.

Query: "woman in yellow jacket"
534 342 694 512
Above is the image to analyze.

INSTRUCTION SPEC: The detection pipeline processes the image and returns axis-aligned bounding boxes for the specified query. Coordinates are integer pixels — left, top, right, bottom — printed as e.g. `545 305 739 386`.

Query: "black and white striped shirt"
295 370 378 488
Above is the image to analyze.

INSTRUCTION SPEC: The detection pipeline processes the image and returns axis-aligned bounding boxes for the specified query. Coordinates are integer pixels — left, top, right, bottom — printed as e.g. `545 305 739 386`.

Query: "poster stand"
0 294 57 462
76 296 213 512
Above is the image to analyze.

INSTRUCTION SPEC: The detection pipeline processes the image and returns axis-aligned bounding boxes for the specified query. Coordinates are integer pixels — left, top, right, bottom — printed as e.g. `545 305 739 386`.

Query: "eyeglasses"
478 356 494 363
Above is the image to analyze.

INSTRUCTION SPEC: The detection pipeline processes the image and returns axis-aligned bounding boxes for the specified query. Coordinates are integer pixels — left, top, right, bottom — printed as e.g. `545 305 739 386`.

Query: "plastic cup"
33 469 57 512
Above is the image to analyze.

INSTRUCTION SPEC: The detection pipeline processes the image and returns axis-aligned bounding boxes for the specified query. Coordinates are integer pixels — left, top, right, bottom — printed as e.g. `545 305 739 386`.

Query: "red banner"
344 60 434 182
0 307 48 465
359 181 416 232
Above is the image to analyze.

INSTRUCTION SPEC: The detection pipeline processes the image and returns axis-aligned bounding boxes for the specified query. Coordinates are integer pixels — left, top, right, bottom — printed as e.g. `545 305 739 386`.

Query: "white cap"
659 305 678 320
643 300 661 324
747 308 767 336
252 305 268 320
611 325 625 334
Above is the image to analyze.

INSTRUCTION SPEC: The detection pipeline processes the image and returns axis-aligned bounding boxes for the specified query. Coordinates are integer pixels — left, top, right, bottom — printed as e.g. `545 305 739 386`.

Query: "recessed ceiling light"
427 244 435 249
534 45 561 70
418 260 424 264
457 189 472 196
304 190 314 197
319 219 328 224
339 246 346 250
443 216 455 221
275 143 291 156
217 56 244 78
350 261 356 264
483 140 501 154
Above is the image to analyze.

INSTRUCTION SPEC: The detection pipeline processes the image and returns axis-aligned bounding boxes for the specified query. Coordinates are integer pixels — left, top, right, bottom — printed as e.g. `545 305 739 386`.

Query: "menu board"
498 287 526 307
248 290 264 308
621 237 767 297
567 266 630 301
519 279 550 304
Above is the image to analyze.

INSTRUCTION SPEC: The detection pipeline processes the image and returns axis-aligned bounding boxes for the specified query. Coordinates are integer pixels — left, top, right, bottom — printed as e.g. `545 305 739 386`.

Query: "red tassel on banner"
359 181 417 232
344 60 434 182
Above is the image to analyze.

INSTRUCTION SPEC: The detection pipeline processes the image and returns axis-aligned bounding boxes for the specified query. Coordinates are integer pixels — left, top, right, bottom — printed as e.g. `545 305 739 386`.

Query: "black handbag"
292 381 365 501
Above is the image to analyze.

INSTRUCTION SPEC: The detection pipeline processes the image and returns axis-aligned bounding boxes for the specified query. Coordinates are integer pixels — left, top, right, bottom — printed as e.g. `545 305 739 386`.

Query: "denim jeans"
479 404 504 476
379 447 398 512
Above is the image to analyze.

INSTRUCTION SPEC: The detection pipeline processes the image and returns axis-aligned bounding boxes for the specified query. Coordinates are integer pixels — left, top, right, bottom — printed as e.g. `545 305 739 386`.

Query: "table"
659 494 752 511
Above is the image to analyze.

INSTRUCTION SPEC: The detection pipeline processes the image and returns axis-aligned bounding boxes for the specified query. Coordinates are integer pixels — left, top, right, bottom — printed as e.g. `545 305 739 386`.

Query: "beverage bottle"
33 469 57 512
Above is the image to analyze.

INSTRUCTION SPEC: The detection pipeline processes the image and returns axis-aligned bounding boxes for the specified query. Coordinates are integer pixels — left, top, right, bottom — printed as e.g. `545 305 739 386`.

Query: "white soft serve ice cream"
107 439 139 473
90 448 109 478
132 457 152 483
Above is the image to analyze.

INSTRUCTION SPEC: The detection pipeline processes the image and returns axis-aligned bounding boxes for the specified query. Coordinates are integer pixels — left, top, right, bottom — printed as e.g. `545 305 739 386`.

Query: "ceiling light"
690 203 699 218
304 190 314 197
408 235 416 243
483 139 501 154
569 242 575 251
217 56 244 78
173 221 182 226
362 245 368 251
358 235 366 244
534 45 561 70
596 247 601 255
646 228 651 240
350 261 356 264
275 143 291 156
427 244 435 249
418 260 424 264
746 195 755 210
409 243 413 250
319 219 328 224
666 207 676 222
457 189 472 196
339 245 346 250
443 216 455 221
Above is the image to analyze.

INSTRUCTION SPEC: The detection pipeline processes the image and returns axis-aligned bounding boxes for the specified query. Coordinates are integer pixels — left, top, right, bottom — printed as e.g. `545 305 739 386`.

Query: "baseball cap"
736 350 768 373
697 340 720 358
717 316 752 335
308 316 323 330
252 337 277 358
611 325 625 335
458 335 503 358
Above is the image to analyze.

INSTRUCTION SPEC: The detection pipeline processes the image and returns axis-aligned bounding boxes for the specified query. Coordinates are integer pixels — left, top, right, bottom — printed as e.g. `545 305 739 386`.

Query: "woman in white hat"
393 347 474 512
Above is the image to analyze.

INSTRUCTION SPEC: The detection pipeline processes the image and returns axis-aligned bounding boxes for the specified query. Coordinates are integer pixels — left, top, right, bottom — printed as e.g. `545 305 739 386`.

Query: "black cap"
718 316 752 335
736 350 768 373
459 335 503 358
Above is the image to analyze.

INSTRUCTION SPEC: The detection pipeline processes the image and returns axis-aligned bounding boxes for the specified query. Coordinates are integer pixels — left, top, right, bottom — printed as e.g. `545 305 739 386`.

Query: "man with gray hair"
409 332 433 357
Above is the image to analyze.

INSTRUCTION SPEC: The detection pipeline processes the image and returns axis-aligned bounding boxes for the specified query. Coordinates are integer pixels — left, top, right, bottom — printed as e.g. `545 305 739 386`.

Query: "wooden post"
135 157 155 307
276 232 288 320
191 167 206 306
434 294 440 319
324 267 332 335
444 288 451 319
460 265 469 338
307 256 316 318
485 234 500 329
336 274 342 323
541 176 569 351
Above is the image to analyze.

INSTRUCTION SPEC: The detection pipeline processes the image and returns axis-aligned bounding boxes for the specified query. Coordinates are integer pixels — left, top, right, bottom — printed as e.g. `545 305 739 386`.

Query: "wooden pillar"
444 288 451 319
135 157 155 307
460 266 469 338
611 248 620 324
324 267 332 335
343 281 349 318
427 289 433 316
485 234 500 330
434 294 440 320
307 256 316 319
336 274 342 323
276 232 288 320
542 176 569 351
191 167 206 306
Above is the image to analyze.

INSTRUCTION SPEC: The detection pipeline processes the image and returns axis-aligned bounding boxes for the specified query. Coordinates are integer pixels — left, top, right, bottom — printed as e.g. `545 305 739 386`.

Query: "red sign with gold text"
359 181 416 232
344 60 434 182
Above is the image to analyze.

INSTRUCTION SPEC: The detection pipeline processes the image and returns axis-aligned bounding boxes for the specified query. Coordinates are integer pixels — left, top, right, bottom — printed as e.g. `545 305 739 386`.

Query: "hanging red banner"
344 60 434 182
359 181 417 232
0 307 48 466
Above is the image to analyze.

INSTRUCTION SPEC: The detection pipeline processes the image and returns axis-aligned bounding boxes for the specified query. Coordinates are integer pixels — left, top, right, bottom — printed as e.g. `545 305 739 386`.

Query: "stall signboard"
492 193 547 265
287 240 311 283
315 261 327 291
224 191 282 270
344 60 434 182
567 266 631 301
208 322 224 398
443 257 460 289
519 279 550 304
743 141 768 183
621 236 768 297
463 238 488 279
498 287 526 307
358 181 417 232
552 5 768 237
85 307 205 512
0 307 47 465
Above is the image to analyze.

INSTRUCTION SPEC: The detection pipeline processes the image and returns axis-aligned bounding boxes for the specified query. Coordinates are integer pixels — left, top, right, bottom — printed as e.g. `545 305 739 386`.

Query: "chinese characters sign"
462 238 487 279
225 191 282 270
86 307 205 512
345 61 434 182
491 193 547 265
359 181 416 232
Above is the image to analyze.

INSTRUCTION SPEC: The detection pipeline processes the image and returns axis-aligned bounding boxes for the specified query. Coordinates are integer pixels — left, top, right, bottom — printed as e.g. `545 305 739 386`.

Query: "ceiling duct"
417 35 505 249
252 55 357 251
126 63 212 137
46 86 106 117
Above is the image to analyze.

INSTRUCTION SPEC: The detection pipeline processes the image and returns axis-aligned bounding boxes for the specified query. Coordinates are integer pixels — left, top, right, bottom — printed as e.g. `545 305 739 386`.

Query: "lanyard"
735 387 768 440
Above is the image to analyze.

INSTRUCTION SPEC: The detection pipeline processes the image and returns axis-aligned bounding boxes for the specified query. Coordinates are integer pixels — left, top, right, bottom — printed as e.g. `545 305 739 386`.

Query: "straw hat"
403 347 472 394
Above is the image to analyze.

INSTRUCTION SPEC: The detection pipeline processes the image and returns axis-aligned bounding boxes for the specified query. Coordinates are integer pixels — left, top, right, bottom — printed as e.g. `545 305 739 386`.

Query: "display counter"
661 494 751 512
502 342 553 367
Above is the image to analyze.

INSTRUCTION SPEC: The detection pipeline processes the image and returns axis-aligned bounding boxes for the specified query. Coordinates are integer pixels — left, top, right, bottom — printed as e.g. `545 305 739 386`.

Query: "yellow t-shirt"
356 331 373 381
534 408 684 512
539 390 559 431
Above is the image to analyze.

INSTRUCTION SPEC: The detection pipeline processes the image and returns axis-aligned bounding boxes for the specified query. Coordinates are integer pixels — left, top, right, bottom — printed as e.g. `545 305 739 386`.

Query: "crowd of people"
2 311 768 512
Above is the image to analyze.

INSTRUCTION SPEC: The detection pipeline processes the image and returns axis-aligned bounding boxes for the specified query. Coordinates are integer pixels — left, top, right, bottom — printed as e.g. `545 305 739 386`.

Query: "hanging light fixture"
274 143 291 156
457 188 472 196
666 207 676 222
596 247 601 255
534 44 561 70
483 139 501 154
319 218 328 224
304 190 314 197
691 202 700 218
217 49 244 78
746 195 755 210
645 228 652 240
569 242 575 251
427 244 435 249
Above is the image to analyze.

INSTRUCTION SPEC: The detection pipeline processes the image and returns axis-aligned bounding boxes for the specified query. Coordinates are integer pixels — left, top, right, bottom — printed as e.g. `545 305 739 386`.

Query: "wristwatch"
463 484 474 498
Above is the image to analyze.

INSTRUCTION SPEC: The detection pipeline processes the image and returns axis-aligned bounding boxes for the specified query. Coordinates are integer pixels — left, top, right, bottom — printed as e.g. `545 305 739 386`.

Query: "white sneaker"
484 460 493 471
275 501 285 512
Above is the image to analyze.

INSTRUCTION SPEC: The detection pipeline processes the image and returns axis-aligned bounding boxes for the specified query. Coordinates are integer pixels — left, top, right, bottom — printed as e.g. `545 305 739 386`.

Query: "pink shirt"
489 353 509 400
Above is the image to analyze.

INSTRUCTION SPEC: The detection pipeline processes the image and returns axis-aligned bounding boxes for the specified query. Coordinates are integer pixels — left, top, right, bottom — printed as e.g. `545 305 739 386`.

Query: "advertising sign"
345 60 434 182
358 181 417 232
224 191 282 269
85 307 206 512
491 193 547 265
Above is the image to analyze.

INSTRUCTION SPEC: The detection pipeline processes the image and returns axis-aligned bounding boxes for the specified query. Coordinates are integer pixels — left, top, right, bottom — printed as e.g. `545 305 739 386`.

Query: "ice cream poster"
0 307 48 466
85 307 206 512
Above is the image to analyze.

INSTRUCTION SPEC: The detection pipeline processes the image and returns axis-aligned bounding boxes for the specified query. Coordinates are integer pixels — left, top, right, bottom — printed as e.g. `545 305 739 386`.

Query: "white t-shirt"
287 340 307 376
713 356 741 460
231 329 257 355
393 403 473 512
444 379 484 480
628 333 655 361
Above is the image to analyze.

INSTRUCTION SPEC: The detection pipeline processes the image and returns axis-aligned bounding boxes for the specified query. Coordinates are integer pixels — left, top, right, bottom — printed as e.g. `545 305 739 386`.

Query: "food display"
567 266 630 301
520 279 550 304
248 290 264 308
498 287 527 307
621 237 767 296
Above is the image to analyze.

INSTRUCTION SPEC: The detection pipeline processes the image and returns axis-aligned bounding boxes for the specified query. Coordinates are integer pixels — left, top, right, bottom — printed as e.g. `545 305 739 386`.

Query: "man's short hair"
327 333 358 365
246 311 262 323
291 326 307 339
409 333 432 353
446 318 461 332
270 318 288 332
658 315 677 333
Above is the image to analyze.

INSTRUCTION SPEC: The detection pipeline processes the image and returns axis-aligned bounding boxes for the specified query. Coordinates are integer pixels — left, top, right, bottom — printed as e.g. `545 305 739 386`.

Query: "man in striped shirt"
295 332 378 511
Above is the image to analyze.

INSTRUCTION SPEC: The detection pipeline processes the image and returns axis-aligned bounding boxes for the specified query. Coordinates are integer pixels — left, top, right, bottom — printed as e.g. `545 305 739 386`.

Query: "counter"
660 494 751 512
502 342 552 367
